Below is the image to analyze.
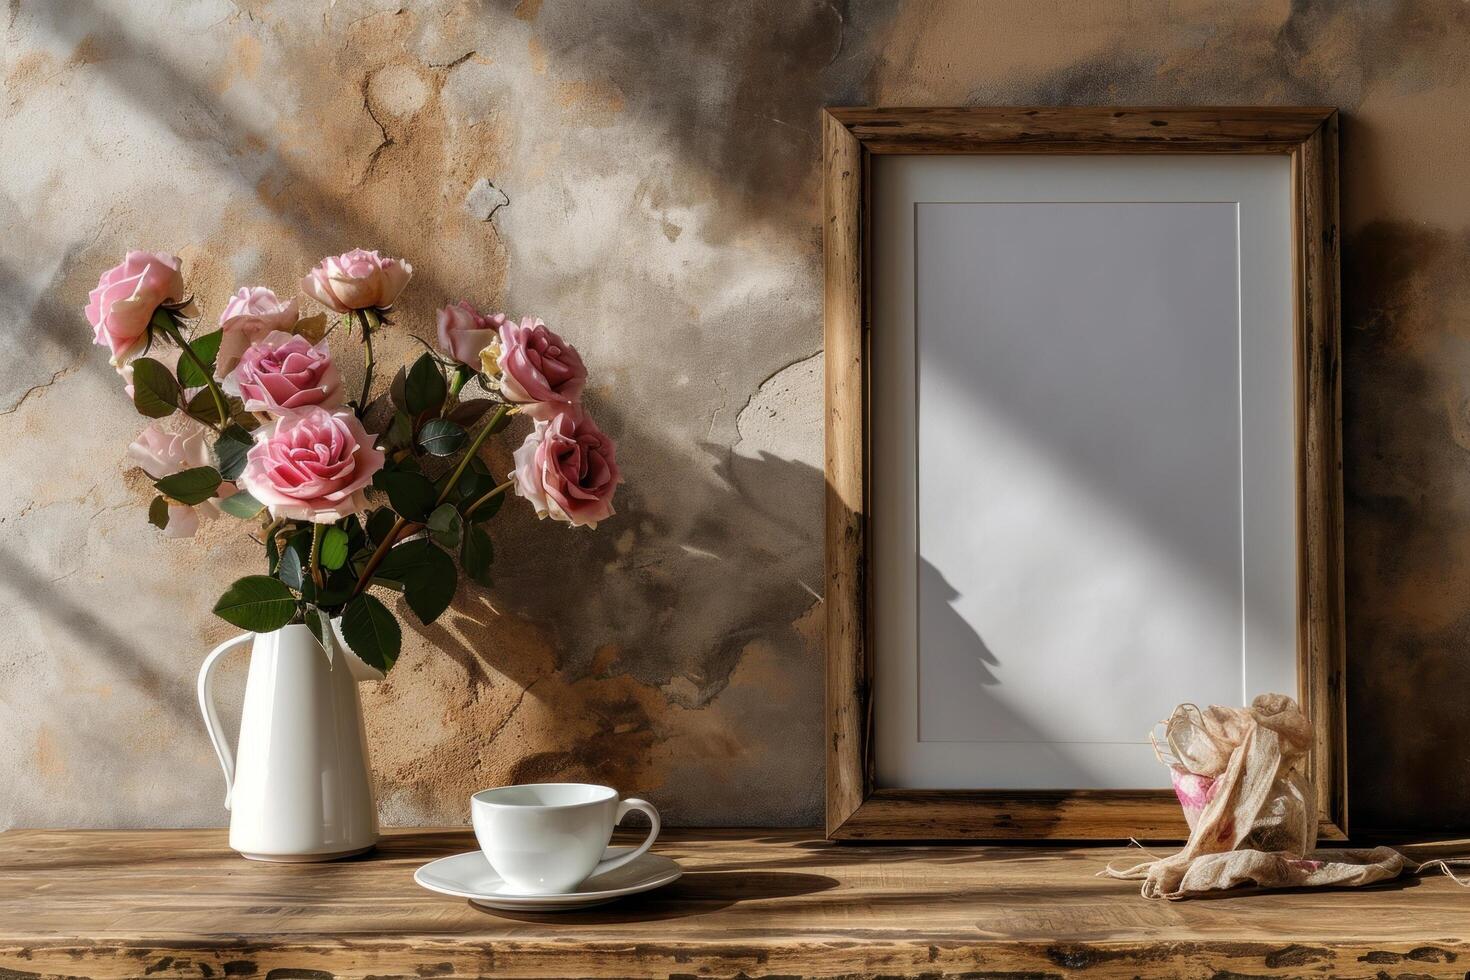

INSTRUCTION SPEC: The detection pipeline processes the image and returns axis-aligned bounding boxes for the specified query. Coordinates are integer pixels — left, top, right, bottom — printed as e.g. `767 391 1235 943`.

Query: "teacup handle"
592 798 661 878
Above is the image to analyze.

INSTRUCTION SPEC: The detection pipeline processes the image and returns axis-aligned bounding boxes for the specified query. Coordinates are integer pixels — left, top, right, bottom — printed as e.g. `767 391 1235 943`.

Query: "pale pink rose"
86 251 189 364
239 406 385 522
222 331 343 415
127 422 236 538
436 300 507 367
511 410 620 528
496 316 587 421
300 249 413 313
116 360 136 399
215 287 299 379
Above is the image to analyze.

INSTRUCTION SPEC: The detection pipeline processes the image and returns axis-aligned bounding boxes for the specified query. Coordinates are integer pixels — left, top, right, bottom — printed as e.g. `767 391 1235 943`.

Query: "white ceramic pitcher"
198 622 381 862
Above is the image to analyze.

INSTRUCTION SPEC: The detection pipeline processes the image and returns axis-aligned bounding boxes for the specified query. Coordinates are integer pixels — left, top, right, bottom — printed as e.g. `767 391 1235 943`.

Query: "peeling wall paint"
1 0 1468 833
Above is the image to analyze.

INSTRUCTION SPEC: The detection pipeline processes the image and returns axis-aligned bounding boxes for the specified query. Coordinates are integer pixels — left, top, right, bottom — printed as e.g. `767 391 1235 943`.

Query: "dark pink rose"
511 410 620 528
436 300 508 367
223 331 344 415
300 248 412 313
496 316 587 421
86 251 190 364
215 287 299 379
239 406 385 522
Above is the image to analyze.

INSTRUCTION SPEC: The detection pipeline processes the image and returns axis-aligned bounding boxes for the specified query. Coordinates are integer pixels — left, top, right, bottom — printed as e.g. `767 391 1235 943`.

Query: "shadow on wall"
19 0 1470 832
10 0 854 825
0 546 191 716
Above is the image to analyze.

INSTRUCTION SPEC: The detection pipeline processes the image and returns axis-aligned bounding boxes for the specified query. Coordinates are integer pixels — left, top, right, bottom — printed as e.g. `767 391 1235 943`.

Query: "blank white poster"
872 156 1297 789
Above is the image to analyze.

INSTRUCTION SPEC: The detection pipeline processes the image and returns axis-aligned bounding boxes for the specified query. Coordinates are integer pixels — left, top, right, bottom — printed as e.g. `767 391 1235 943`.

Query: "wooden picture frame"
823 107 1345 841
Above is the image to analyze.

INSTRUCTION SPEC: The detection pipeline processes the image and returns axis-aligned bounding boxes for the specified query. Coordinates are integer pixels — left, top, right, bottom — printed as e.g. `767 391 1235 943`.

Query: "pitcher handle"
197 633 253 810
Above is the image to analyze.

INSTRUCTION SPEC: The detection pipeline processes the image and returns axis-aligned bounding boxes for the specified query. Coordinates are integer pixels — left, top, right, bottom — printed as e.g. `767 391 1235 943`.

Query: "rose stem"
349 403 513 599
157 312 228 430
435 403 510 507
309 522 325 590
463 478 514 519
355 308 375 418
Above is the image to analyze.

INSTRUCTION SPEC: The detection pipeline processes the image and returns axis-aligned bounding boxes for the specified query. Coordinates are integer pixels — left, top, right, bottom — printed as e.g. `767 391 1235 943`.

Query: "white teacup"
470 783 661 895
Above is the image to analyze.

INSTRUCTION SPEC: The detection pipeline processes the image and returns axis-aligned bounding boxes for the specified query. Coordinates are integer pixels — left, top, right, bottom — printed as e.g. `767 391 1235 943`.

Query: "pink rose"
511 410 620 528
215 287 299 379
86 251 190 364
436 300 507 367
222 331 343 415
1169 766 1220 832
127 423 235 538
496 316 587 421
239 406 385 522
116 360 135 399
300 249 413 313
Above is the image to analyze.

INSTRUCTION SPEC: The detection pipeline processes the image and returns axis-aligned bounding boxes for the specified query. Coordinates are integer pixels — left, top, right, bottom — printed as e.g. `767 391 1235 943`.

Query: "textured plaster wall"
1 0 1468 833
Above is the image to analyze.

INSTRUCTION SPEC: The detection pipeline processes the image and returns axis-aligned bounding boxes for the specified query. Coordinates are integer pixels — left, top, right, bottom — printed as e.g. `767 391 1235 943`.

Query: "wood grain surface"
1 828 1466 979
826 105 1335 153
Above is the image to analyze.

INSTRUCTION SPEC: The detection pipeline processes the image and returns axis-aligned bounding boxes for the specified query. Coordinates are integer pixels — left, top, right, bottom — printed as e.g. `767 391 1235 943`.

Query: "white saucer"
414 846 683 911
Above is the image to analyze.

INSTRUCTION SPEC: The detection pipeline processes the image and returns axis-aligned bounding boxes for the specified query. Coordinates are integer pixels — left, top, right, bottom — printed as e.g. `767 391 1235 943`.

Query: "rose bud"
300 248 413 313
436 300 508 368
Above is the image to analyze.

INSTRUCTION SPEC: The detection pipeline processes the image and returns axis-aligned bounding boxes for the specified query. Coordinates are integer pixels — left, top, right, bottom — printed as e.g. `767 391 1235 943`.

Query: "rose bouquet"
87 249 620 670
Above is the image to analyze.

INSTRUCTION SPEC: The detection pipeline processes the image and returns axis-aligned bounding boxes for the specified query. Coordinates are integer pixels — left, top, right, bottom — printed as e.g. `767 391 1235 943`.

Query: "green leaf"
176 329 223 388
381 411 413 451
315 565 357 608
427 503 463 549
147 495 170 530
373 470 437 522
462 523 494 586
389 365 408 412
214 424 254 481
448 398 496 427
154 466 222 506
277 530 311 591
303 605 334 659
131 358 180 418
467 488 505 523
213 575 298 632
218 490 264 519
366 507 397 546
416 418 465 457
320 526 350 570
376 538 456 625
185 386 223 426
266 528 281 574
405 352 447 415
455 467 496 507
340 593 400 672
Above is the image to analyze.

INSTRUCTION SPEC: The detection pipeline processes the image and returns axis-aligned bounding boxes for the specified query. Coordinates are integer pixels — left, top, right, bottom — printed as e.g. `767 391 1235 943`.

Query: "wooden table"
1 828 1467 978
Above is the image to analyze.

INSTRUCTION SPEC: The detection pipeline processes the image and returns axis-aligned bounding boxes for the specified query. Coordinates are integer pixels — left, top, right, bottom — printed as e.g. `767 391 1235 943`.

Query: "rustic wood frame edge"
822 106 1345 842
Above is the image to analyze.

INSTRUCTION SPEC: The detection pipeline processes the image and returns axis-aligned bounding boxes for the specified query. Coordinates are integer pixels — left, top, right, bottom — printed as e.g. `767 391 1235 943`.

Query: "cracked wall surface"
2 0 1469 833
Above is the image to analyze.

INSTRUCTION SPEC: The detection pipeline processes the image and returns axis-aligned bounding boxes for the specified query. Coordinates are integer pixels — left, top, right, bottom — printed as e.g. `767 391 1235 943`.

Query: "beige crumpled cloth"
1103 693 1465 899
